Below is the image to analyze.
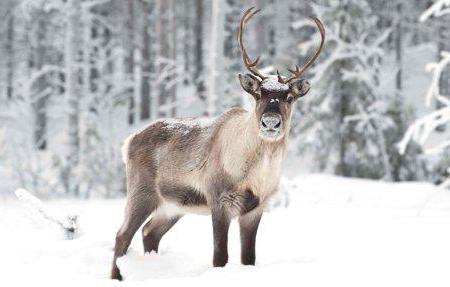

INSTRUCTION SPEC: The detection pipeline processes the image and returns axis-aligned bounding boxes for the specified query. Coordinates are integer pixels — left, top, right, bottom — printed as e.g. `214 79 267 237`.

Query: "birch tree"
5 8 15 100
206 0 223 116
64 0 83 195
193 0 206 114
139 0 156 120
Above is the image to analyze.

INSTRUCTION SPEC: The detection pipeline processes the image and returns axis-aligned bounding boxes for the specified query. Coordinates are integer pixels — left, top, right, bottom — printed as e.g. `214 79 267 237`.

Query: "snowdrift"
2 174 450 287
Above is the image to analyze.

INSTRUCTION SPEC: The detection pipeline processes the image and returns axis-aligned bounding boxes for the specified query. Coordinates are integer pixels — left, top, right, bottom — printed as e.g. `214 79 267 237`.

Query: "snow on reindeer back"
260 77 289 93
160 117 217 135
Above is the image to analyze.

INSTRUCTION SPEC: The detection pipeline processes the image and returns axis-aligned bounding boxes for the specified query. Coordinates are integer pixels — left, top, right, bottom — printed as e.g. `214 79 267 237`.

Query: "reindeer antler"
238 8 325 84
279 17 326 84
238 7 266 80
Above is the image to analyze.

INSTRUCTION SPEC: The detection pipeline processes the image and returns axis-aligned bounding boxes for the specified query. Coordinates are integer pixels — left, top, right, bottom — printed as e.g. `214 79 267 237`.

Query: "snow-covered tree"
0 0 447 198
399 0 450 187
292 0 421 180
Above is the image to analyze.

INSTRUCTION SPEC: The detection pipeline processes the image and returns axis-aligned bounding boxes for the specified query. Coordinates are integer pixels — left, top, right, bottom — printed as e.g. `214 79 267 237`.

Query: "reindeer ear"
239 74 261 99
289 78 310 98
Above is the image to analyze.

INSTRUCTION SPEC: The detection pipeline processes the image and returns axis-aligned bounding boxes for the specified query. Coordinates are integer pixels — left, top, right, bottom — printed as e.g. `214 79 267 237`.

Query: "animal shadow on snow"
116 248 211 280
115 247 318 281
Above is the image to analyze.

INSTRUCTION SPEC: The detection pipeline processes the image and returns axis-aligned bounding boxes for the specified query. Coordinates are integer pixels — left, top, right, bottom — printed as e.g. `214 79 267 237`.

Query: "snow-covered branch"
424 51 450 106
15 189 79 239
27 65 65 90
398 51 450 156
82 0 112 10
420 0 450 22
399 106 450 154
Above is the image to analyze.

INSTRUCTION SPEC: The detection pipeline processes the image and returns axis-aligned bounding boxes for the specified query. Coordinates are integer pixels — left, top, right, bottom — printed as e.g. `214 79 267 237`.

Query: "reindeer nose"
261 113 282 130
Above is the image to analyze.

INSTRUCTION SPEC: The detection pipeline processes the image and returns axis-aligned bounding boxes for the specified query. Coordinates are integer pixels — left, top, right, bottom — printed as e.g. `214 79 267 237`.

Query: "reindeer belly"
158 201 211 216
157 182 210 216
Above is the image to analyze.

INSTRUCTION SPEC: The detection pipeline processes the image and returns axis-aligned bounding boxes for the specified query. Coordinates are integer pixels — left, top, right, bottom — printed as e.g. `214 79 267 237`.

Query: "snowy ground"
2 174 450 287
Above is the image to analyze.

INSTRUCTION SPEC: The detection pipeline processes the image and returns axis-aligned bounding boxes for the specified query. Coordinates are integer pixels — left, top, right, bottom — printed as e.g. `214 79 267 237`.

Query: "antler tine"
244 8 261 24
248 56 260 67
282 17 326 84
238 9 252 65
238 7 266 80
297 17 325 75
276 70 284 83
287 65 300 75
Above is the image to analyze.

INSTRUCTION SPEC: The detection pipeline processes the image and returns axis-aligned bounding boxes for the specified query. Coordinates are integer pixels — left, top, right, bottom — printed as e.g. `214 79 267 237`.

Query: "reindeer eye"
286 95 294 104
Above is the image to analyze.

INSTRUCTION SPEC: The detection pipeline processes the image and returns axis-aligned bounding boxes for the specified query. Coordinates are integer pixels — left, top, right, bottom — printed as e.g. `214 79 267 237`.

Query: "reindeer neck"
218 109 287 178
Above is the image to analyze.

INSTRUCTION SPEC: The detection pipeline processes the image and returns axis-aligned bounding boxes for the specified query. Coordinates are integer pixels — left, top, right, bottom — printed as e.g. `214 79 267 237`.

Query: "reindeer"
111 7 325 280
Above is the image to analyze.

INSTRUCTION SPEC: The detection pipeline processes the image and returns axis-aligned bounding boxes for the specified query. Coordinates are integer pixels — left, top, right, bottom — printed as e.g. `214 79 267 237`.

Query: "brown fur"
110 75 307 280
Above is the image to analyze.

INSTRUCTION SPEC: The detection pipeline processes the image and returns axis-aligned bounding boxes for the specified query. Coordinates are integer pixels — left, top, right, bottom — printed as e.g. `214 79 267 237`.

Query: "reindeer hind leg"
142 213 181 254
111 184 159 280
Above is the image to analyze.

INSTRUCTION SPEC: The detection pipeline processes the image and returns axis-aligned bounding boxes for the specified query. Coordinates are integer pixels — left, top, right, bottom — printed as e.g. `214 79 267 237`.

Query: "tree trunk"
33 16 48 151
157 0 175 118
65 0 83 195
6 14 14 100
169 0 177 117
126 0 136 125
336 0 348 176
391 1 404 181
207 0 224 116
193 0 206 112
140 0 155 120
182 0 192 86
395 2 402 96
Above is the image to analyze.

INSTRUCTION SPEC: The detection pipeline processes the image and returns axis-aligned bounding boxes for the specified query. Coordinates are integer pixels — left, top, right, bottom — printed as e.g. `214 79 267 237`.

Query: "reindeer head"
237 7 325 141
